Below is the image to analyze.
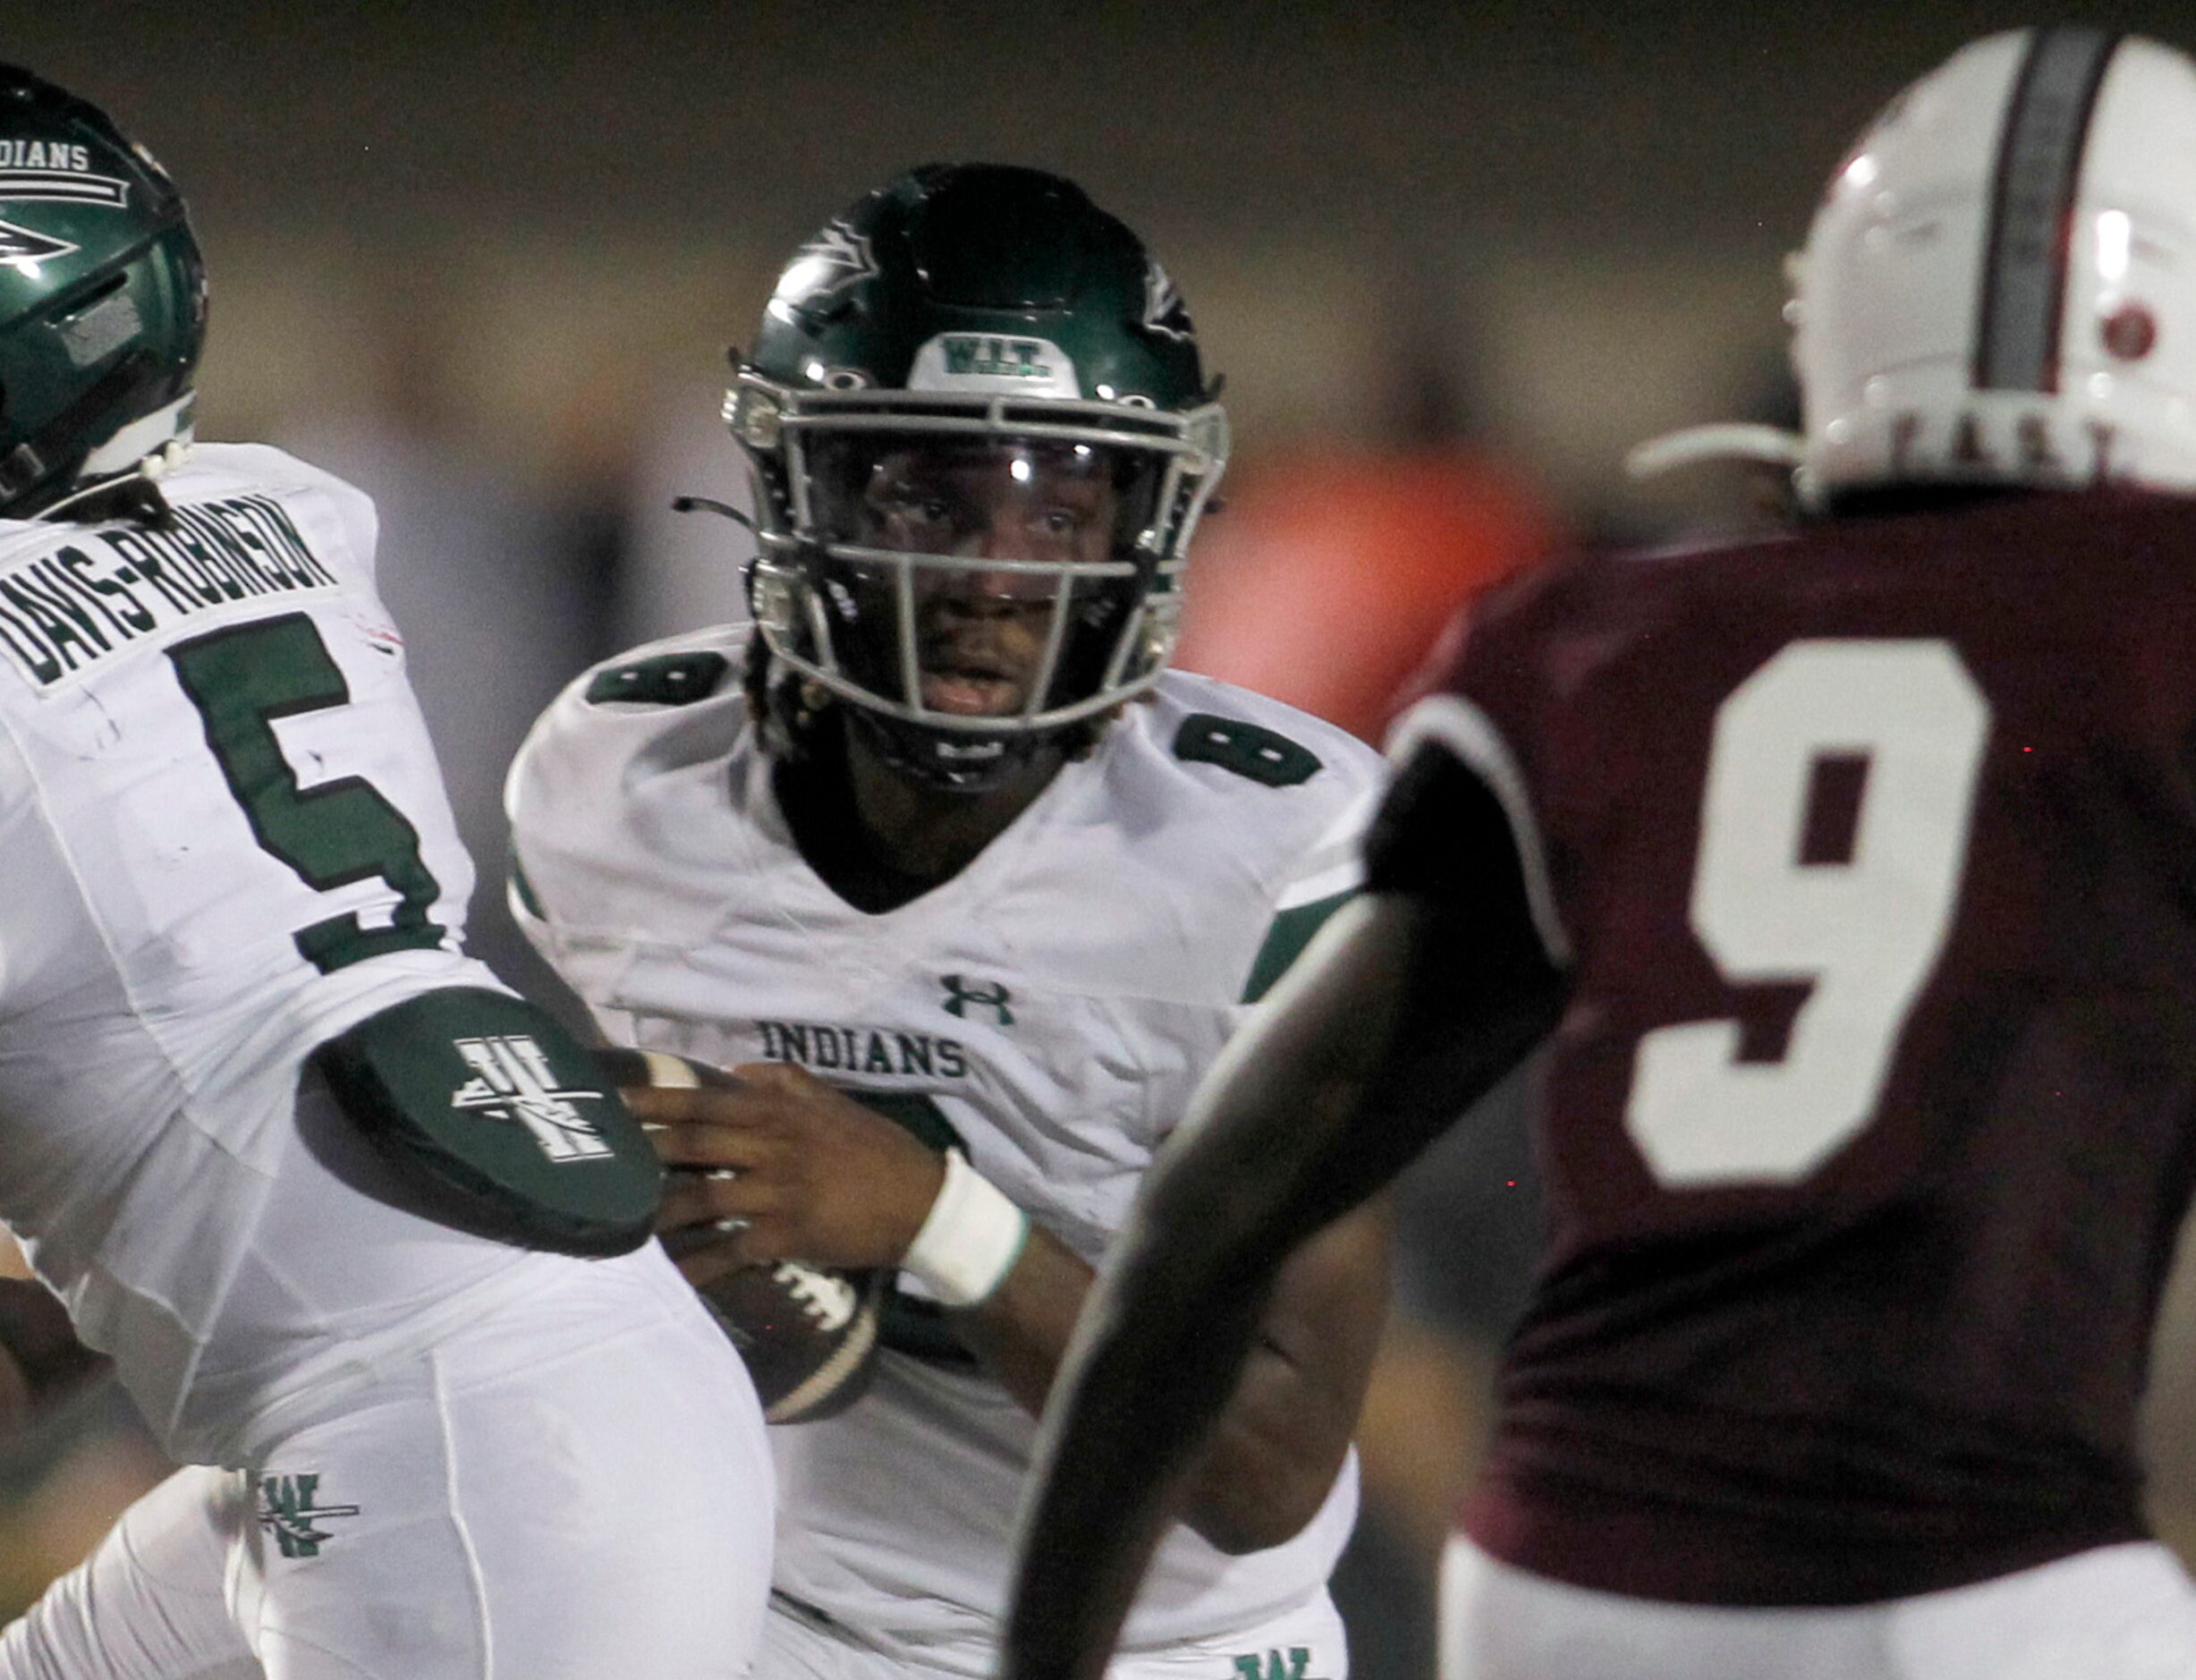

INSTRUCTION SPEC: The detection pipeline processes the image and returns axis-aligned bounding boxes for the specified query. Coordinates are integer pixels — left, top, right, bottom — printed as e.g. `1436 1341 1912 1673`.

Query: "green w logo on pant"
256 1472 361 1559
1231 1649 1318 1680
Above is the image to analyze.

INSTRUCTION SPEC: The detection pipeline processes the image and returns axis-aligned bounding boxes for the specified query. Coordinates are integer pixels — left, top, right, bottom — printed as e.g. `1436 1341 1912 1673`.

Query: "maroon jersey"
1393 490 2196 1606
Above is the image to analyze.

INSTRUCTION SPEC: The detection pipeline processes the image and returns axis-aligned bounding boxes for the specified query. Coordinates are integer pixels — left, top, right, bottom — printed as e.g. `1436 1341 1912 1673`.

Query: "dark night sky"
15 2 2192 257
10 3 2187 499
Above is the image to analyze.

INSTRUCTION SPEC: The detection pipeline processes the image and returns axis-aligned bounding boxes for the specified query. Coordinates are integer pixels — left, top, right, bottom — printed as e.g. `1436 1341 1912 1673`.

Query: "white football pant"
760 1588 1347 1678
1440 1533 2196 1680
0 1246 774 1678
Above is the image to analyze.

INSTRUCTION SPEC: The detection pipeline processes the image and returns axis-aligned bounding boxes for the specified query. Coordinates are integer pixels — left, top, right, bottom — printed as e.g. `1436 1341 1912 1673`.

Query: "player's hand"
623 1063 947 1278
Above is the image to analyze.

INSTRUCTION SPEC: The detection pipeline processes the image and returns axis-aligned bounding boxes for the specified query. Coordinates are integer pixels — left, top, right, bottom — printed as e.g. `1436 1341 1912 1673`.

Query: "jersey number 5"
1624 640 1990 1188
169 612 447 974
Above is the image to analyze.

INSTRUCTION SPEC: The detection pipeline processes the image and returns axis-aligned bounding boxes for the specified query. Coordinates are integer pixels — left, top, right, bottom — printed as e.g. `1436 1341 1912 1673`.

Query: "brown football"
593 1046 884 1423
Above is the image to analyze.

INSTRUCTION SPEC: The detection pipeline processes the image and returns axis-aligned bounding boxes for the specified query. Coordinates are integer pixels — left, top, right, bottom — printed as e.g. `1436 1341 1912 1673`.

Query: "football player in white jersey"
0 66 774 1679
505 164 1394 1679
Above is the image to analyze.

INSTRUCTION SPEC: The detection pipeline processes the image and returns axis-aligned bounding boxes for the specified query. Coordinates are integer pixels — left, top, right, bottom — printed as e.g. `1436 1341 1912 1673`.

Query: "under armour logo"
257 1472 360 1560
451 1035 612 1162
940 975 1013 1026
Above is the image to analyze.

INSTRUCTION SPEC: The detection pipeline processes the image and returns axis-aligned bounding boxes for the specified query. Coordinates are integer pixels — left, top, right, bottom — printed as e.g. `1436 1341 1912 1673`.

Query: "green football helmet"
0 65 205 520
728 163 1229 791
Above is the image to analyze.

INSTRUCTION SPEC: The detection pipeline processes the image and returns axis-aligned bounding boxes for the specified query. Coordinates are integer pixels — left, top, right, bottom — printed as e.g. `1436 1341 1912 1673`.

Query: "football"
593 1046 884 1423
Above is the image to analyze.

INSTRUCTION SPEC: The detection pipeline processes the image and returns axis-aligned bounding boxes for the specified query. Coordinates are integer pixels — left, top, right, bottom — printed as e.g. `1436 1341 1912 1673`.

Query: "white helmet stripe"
1974 26 2121 393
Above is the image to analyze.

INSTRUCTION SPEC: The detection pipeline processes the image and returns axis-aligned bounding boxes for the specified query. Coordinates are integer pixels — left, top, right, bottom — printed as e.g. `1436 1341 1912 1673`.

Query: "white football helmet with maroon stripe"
1791 29 2196 507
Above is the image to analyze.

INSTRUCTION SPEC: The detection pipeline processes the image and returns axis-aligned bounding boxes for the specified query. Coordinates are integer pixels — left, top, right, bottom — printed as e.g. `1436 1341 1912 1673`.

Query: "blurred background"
8 2 2196 1673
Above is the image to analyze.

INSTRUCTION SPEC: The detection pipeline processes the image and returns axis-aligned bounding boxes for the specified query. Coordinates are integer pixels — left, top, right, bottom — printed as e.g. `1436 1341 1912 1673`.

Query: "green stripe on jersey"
1241 889 1355 1003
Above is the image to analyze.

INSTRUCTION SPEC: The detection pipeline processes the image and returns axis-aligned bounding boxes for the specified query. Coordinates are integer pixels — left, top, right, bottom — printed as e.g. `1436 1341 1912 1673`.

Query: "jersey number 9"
1624 640 1991 1188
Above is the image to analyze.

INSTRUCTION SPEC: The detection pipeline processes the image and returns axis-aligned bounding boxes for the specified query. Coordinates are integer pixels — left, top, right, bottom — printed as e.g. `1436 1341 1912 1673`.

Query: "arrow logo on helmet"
0 218 77 265
1141 259 1195 344
776 219 880 307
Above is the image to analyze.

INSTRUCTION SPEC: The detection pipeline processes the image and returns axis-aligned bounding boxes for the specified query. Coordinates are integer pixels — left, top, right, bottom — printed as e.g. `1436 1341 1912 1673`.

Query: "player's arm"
634 1069 1392 1553
998 742 1570 1680
941 1169 1391 1556
0 1273 108 1436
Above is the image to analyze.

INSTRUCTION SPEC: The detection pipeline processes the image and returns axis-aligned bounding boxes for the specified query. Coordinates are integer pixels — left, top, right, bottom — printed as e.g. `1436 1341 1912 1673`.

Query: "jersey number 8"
1624 640 1991 1188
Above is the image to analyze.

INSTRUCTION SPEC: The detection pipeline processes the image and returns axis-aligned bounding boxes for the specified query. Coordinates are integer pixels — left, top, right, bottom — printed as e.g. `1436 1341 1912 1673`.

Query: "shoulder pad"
583 650 731 708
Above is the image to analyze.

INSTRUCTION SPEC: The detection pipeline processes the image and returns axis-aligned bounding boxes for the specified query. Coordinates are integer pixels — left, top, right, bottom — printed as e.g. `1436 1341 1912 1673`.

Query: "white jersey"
0 444 575 1464
507 624 1386 1659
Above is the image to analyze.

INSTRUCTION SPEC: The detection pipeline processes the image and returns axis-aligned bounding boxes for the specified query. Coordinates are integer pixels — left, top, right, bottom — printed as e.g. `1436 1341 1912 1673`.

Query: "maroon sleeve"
1373 559 1578 962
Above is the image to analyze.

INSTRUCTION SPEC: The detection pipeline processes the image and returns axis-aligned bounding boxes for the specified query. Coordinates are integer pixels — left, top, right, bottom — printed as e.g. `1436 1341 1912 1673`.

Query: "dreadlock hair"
741 635 830 766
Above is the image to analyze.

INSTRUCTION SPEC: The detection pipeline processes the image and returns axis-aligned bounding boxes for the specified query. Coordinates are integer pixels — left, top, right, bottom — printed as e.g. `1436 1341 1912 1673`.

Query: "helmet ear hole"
48 271 131 324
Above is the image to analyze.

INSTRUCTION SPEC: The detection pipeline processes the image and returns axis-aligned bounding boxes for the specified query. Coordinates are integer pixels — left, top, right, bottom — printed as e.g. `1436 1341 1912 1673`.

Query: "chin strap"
0 349 162 511
1625 422 1804 481
1 350 194 525
35 435 192 524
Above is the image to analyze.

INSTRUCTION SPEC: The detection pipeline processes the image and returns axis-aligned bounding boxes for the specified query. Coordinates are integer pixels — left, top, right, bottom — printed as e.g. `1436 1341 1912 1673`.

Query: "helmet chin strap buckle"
139 437 191 481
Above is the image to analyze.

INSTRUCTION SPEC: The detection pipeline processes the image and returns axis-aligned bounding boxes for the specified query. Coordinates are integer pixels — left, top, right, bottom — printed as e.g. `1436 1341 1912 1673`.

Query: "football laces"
776 1262 860 1331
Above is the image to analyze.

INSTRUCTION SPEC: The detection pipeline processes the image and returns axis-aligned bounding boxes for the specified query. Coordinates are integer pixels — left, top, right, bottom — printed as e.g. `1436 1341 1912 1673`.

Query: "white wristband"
902 1150 1030 1309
